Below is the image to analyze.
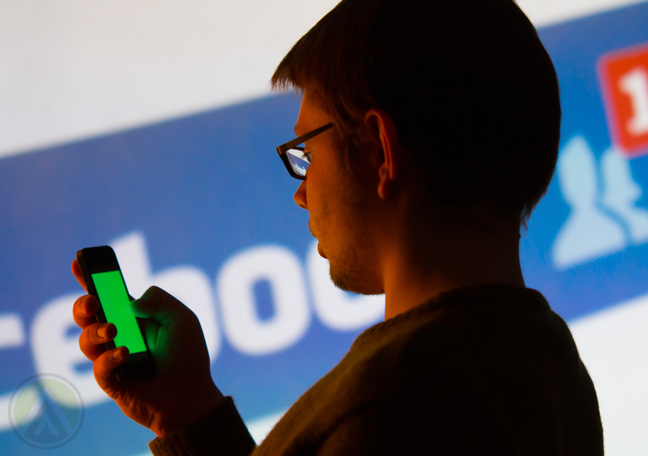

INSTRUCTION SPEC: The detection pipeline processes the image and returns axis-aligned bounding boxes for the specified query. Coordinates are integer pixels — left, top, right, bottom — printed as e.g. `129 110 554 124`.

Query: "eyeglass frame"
276 122 335 180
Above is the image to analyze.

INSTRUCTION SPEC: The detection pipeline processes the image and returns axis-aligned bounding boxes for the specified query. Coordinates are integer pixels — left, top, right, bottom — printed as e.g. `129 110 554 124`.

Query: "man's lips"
317 242 327 259
308 220 327 259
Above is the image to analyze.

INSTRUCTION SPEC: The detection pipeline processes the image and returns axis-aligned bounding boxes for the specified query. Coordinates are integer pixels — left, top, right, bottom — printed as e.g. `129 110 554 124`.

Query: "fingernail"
113 348 123 360
97 326 107 339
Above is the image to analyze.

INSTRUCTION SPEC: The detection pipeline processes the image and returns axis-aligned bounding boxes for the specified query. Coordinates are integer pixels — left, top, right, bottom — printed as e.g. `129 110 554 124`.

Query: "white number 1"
619 66 648 136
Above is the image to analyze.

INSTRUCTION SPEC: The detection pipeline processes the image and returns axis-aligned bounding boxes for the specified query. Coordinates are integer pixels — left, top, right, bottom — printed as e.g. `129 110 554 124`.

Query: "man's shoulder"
348 285 582 394
261 285 602 456
359 285 570 357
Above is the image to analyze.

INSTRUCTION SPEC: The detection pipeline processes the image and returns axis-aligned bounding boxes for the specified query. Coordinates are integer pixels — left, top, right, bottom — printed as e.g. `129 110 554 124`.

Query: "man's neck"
381 214 525 320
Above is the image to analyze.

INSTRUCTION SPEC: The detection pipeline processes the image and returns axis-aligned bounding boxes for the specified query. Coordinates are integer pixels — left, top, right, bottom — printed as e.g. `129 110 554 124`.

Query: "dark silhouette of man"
71 0 604 454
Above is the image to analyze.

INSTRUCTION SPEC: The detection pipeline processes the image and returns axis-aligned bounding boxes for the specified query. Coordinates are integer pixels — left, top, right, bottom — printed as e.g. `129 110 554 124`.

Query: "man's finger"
73 295 99 329
93 346 128 395
79 323 116 361
71 259 88 292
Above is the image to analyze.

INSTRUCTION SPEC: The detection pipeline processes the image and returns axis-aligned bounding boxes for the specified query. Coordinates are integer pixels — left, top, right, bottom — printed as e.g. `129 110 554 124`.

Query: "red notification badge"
599 43 648 158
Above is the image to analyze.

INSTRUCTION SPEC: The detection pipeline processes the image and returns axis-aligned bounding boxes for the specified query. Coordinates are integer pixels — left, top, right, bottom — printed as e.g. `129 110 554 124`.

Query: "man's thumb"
130 286 193 324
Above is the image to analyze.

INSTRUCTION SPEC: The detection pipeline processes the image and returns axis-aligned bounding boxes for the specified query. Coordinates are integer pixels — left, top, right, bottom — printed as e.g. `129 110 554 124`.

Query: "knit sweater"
150 285 604 455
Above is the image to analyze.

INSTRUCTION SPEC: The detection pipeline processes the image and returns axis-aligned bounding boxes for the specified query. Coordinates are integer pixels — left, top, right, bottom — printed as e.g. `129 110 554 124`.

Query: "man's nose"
293 180 308 210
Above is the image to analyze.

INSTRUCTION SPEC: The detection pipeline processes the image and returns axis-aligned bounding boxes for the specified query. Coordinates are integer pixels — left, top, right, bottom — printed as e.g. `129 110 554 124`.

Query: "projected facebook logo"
3 4 648 455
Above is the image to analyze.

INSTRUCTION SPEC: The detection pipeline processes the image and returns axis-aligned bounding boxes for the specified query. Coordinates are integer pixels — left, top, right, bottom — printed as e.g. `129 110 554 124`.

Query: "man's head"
273 0 561 226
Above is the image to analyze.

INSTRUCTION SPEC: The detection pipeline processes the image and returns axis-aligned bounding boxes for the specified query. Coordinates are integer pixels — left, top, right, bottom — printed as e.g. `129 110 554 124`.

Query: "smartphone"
76 246 155 383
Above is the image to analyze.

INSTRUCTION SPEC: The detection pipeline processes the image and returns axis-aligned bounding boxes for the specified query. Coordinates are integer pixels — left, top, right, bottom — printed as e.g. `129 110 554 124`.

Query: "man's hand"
71 259 225 437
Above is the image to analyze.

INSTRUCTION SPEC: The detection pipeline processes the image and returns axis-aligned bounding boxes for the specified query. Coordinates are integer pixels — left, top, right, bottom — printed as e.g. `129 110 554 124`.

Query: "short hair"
272 0 561 225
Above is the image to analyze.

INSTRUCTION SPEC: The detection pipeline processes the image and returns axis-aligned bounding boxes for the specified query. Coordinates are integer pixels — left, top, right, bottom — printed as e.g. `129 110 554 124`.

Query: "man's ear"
364 109 401 200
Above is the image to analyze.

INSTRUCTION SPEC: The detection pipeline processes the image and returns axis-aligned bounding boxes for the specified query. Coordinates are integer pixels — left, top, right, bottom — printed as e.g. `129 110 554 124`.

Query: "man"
72 0 604 454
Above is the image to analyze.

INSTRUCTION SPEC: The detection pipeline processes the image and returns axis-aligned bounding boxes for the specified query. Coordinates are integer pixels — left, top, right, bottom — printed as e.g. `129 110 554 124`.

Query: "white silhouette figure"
601 147 648 244
552 136 626 269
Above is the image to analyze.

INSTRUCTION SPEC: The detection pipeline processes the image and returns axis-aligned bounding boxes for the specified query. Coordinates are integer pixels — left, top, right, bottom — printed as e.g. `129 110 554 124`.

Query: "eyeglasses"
276 123 334 180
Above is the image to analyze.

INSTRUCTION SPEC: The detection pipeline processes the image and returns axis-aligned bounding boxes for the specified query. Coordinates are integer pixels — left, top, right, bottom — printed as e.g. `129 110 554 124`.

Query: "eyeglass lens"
286 149 310 177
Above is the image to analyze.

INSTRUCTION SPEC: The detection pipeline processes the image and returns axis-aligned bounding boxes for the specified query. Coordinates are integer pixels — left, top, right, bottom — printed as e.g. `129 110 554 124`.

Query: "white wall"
0 0 643 159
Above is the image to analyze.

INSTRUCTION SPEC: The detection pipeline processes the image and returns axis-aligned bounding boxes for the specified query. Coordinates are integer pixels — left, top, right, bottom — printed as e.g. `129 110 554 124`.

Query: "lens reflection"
287 149 310 177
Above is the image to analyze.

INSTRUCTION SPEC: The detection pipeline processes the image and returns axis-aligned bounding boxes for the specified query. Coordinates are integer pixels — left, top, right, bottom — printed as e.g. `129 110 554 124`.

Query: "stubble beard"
327 243 382 296
311 220 374 294
310 175 382 295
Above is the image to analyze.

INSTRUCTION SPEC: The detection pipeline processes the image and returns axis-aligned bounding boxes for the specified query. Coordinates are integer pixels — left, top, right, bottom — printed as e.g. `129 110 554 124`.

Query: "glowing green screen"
92 270 147 354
